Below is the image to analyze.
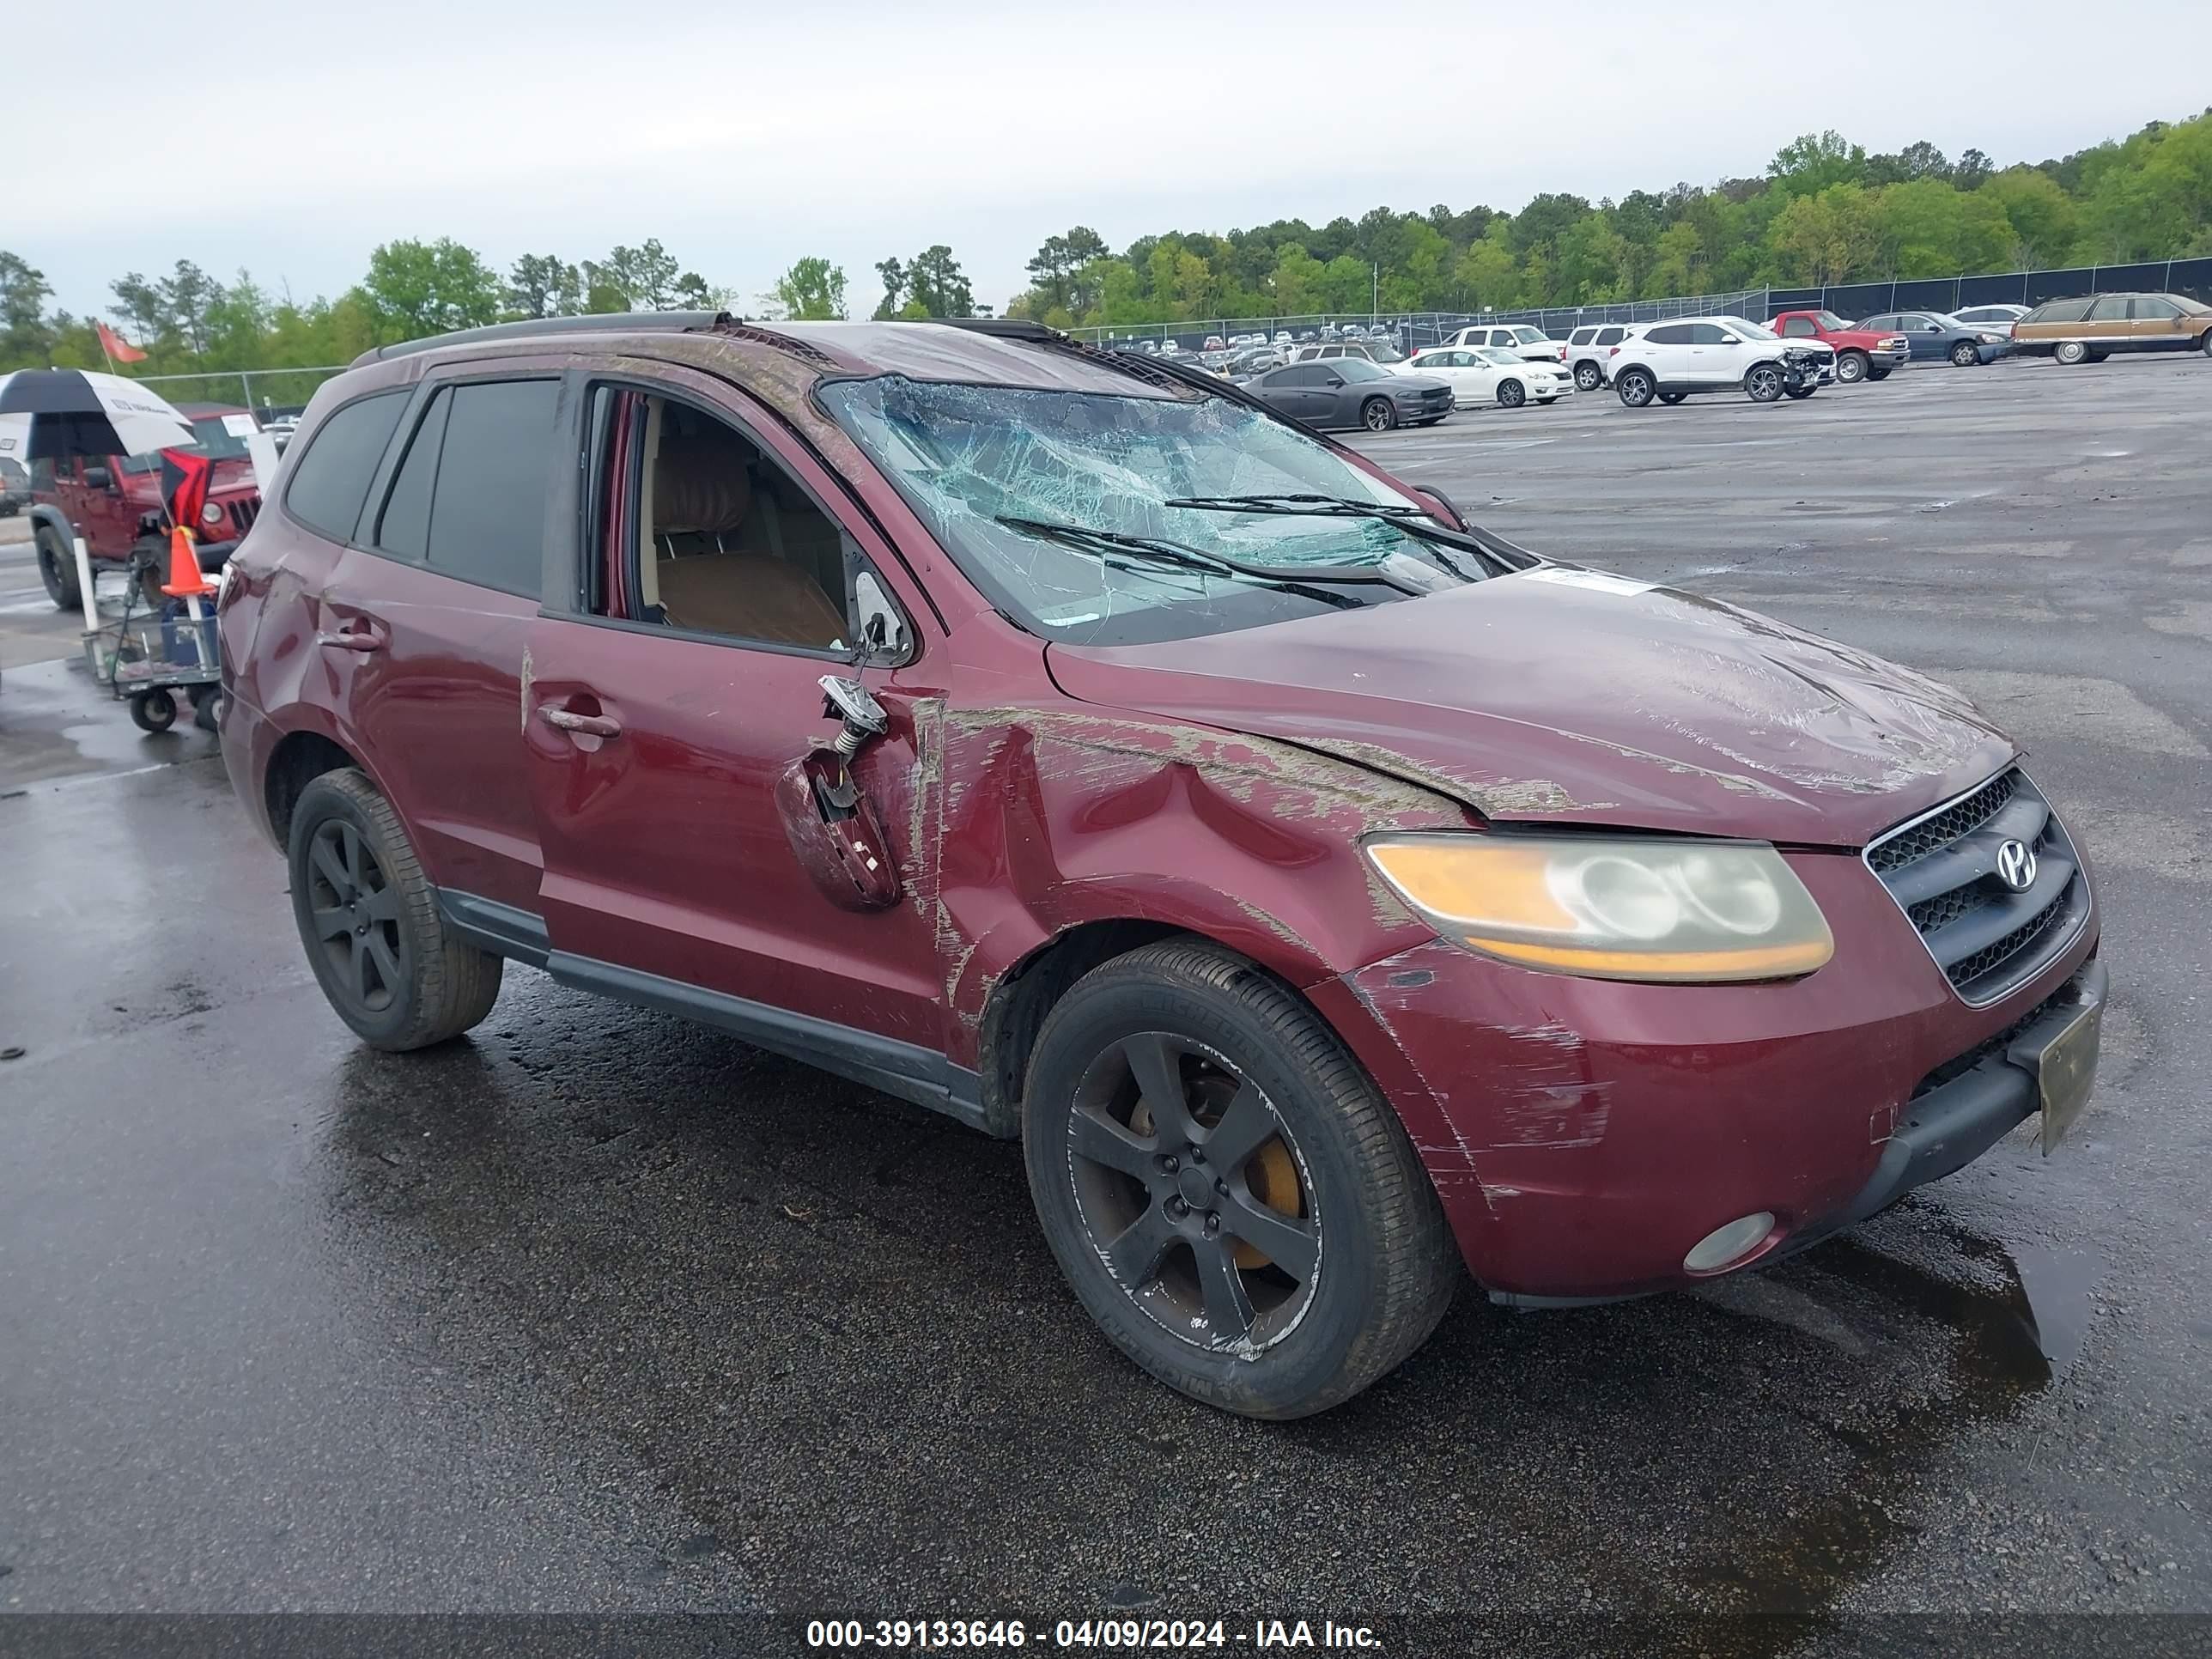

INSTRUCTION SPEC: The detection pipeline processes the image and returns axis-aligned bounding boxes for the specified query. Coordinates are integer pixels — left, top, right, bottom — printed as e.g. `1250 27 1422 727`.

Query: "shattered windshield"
818 376 1468 646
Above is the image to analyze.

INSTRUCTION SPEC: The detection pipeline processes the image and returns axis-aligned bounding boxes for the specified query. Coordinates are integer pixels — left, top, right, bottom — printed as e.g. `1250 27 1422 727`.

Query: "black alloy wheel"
1361 398 1398 432
304 816 409 1017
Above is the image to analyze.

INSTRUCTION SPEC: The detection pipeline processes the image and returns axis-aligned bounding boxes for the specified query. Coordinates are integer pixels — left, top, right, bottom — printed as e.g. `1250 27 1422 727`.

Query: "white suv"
1443 323 1559 364
1607 316 1834 406
1563 323 1631 390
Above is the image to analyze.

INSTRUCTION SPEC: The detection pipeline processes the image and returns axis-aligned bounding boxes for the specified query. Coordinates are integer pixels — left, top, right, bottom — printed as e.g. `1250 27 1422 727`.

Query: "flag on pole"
96 322 149 364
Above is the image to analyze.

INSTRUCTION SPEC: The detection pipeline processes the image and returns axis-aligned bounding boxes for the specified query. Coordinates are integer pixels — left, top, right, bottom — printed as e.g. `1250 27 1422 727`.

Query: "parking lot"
3 356 2208 1654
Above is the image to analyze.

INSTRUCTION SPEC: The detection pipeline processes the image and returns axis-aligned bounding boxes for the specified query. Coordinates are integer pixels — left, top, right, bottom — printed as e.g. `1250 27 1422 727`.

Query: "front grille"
1863 767 2088 1006
227 495 259 536
1909 970 2085 1098
1869 770 2014 872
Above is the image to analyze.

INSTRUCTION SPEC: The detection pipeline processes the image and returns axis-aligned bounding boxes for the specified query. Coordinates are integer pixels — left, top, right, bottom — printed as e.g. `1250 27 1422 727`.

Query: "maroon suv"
218 314 2104 1418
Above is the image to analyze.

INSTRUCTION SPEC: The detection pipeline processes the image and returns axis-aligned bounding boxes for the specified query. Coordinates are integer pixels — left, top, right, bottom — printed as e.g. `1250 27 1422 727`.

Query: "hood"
1044 565 2014 846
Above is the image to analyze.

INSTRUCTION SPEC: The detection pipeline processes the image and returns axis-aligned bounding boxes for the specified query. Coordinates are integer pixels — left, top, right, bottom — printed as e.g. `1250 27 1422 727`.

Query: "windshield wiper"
1164 492 1527 579
992 515 1427 602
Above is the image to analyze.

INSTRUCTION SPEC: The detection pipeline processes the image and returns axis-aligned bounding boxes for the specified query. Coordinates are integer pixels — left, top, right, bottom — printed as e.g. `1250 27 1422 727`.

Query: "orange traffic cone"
161 524 217 600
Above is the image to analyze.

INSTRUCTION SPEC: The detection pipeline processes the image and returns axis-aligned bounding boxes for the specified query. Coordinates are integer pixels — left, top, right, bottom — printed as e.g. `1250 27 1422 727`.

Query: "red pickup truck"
1766 311 1911 386
27 403 264 610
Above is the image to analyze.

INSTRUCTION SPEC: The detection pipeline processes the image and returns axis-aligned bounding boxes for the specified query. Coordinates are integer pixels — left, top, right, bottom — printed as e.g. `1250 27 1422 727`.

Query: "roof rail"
352 310 732 366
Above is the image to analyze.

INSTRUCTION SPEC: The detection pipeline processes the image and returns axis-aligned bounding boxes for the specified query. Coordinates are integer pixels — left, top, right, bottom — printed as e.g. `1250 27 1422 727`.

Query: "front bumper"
1310 848 2101 1301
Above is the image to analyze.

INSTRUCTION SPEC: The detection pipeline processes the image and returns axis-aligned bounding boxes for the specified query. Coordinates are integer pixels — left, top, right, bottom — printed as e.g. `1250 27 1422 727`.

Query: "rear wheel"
2202 331 2212 357
34 524 80 611
1948 340 1980 368
1616 368 1656 407
1023 940 1457 1419
287 769 503 1051
1834 350 1869 385
1360 398 1397 432
1574 360 1603 391
2055 340 2088 366
1657 391 1687 404
1496 378 1526 409
1745 362 1786 402
1784 385 1817 398
128 690 176 733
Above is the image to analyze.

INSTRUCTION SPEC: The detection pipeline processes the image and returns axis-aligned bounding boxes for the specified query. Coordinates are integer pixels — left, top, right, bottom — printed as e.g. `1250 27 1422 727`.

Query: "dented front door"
521 619 946 1050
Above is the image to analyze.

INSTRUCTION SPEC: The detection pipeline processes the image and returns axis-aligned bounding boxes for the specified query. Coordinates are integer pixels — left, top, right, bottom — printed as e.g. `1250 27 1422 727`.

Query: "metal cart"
81 547 222 734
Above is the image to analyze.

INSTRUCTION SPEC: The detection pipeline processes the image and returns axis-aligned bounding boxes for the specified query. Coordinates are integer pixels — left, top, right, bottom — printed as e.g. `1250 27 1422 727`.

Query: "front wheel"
1574 360 1603 391
1023 940 1457 1419
1360 398 1397 432
1867 367 1892 381
1616 368 1656 407
1496 379 1526 409
1657 391 1688 404
1745 363 1786 402
2202 331 2212 357
288 769 503 1050
1834 350 1869 385
1949 340 1980 367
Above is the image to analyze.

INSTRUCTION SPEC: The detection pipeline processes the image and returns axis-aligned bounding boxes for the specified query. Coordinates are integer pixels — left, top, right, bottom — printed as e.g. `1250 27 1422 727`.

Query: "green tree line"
5 108 2208 377
1003 110 2212 327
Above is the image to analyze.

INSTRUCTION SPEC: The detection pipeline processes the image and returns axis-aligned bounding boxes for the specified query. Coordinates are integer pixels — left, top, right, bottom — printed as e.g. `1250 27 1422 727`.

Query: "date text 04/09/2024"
804 1618 1383 1649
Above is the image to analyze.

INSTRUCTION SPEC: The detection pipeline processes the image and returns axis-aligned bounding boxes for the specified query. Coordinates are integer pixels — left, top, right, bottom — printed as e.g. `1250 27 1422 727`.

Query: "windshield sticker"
1519 567 1659 597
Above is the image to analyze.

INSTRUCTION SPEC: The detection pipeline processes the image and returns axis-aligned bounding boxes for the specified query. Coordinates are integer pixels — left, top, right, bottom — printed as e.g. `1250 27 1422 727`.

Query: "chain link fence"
131 365 349 419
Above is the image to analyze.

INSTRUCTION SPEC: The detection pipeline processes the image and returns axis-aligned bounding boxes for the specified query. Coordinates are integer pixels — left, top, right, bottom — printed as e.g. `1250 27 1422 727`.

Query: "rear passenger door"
287 370 557 915
520 366 949 1058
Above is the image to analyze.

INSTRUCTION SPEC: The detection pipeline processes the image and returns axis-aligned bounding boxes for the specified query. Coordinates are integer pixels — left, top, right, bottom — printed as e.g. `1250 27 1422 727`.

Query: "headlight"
200 501 223 527
1978 333 2004 344
1363 835 1834 982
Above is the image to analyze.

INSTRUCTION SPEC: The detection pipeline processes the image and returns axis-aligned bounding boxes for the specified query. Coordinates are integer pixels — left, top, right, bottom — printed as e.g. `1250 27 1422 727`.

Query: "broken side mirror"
771 675 901 911
852 569 911 664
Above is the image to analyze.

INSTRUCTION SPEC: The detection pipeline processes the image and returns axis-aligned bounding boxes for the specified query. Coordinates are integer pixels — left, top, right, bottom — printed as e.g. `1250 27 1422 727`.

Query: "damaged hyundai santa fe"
218 313 2104 1419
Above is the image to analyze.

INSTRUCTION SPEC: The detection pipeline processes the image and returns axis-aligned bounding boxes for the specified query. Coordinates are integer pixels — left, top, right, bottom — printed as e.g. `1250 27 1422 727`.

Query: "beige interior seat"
649 423 848 649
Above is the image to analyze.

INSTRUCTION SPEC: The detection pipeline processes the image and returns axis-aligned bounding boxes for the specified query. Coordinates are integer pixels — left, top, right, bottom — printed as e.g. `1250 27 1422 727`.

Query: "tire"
189 684 222 732
1573 360 1603 391
34 524 81 611
1834 350 1869 385
1022 939 1457 1419
1948 340 1979 368
1867 368 1892 381
1657 391 1688 404
1616 368 1656 407
1360 398 1397 433
129 690 176 733
1745 362 1786 402
2055 340 2088 366
1496 379 1526 409
1784 385 1816 398
2202 331 2212 357
287 769 503 1051
2085 349 2108 363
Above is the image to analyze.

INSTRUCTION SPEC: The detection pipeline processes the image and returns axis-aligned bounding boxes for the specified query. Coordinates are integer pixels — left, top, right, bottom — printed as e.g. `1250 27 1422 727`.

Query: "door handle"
316 624 383 652
540 706 623 740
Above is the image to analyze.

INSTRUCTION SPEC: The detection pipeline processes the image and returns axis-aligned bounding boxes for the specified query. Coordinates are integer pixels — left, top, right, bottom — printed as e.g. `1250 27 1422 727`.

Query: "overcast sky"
16 0 2207 325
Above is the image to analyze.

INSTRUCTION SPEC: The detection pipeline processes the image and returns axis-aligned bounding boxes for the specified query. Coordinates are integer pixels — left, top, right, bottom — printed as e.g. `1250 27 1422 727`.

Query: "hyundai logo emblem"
1995 839 2037 891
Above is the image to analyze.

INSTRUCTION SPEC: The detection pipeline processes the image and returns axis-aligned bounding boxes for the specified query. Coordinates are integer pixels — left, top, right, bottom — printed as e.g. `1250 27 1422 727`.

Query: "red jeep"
27 403 265 610
1766 311 1911 385
217 315 2105 1418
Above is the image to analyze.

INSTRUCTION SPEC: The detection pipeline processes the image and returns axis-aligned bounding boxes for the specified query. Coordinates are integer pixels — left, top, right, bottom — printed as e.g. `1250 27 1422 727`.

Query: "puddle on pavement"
1674 1225 2104 1652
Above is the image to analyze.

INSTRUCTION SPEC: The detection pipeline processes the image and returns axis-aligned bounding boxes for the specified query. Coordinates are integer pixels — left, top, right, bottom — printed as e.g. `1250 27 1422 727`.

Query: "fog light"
1684 1212 1776 1274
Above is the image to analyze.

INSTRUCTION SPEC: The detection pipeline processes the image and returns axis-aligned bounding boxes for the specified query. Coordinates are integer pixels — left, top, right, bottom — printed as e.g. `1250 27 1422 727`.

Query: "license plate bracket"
2008 994 2104 1155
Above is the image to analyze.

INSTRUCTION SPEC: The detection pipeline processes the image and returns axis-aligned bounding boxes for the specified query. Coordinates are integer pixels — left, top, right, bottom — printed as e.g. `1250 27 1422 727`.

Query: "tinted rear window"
284 392 406 542
1645 324 1692 344
422 380 559 595
2030 298 2093 324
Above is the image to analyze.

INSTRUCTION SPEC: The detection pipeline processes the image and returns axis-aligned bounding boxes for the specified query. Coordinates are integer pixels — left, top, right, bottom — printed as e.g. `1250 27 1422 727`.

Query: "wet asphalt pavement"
3 357 2209 1655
